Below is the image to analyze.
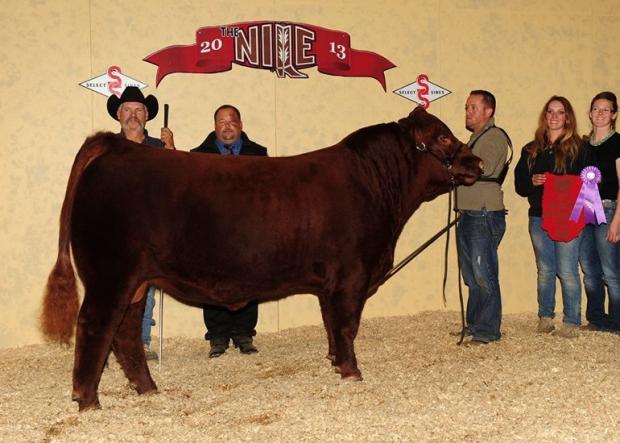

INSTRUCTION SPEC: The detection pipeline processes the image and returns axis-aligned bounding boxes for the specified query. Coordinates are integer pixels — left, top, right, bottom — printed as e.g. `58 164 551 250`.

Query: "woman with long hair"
514 96 588 337
579 91 620 331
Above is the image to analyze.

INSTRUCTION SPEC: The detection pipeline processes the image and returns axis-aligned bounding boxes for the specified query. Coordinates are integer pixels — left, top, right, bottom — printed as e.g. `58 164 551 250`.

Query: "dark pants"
203 301 258 341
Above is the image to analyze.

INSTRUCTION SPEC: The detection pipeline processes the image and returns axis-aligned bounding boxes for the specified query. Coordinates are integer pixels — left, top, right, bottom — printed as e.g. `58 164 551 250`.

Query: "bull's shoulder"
341 122 402 152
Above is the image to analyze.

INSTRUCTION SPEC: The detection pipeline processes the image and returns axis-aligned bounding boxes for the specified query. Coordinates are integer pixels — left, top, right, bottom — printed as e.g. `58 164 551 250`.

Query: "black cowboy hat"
107 86 159 121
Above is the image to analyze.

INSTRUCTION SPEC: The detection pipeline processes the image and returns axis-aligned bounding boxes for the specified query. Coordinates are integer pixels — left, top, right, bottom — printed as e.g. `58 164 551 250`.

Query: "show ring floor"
1 311 618 442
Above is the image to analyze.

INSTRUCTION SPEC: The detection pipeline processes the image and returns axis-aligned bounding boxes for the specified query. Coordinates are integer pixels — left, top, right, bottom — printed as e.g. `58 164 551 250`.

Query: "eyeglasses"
592 107 614 114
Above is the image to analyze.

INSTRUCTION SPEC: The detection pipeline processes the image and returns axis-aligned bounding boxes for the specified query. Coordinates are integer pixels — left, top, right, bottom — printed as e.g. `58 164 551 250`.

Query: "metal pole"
157 104 169 371
158 288 164 370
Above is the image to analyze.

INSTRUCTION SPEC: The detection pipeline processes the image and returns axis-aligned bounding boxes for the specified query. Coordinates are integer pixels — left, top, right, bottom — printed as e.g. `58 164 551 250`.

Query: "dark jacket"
588 132 620 200
117 130 164 148
191 131 267 156
514 141 590 217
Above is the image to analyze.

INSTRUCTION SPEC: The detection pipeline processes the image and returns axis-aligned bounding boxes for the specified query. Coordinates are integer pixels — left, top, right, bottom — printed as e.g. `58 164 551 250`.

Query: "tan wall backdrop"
1 0 619 348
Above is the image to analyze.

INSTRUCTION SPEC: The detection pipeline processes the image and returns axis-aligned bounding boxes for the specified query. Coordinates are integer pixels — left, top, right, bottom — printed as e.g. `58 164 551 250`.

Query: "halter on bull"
41 107 481 411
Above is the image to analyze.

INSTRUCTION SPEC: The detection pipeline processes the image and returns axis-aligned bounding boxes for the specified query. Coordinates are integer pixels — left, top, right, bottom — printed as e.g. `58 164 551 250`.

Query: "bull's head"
399 107 482 186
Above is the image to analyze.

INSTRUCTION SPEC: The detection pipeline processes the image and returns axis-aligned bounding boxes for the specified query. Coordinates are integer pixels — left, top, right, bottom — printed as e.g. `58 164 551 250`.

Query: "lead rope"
453 188 466 345
370 216 458 294
441 188 453 306
441 187 466 345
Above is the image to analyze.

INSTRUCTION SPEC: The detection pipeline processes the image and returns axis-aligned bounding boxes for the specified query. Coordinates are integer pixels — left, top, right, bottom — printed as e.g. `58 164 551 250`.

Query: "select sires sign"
144 21 395 91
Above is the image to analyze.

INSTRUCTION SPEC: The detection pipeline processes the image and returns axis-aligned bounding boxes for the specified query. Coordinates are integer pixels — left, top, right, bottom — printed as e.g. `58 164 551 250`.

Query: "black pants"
203 301 258 341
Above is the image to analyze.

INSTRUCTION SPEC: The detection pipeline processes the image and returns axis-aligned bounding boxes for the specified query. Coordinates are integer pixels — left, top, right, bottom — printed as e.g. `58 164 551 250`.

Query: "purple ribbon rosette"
569 166 606 225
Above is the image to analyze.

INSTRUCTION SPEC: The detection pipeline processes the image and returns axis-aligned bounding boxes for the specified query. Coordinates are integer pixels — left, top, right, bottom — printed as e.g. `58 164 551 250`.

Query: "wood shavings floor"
1 311 618 442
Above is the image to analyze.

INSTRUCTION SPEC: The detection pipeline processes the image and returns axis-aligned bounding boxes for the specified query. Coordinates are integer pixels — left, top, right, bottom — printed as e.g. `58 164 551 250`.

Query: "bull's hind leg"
72 286 129 411
329 288 367 380
111 288 157 395
318 295 336 362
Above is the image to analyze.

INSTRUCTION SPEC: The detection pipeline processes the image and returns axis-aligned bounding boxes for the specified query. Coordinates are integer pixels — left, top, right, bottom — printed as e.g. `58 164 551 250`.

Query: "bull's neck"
352 137 410 240
402 153 451 220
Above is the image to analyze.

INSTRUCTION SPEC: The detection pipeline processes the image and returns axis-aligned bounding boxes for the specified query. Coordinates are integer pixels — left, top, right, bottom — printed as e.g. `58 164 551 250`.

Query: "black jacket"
514 142 590 217
191 131 267 156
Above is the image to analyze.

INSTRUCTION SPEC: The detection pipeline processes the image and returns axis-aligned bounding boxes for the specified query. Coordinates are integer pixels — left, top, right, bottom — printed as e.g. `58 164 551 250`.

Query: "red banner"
144 22 396 91
542 173 585 242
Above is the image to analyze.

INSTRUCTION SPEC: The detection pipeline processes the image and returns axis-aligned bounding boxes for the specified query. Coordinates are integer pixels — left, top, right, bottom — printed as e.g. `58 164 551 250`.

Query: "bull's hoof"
76 398 101 412
334 365 362 381
342 373 363 382
325 353 335 362
137 386 158 396
132 380 158 395
72 390 101 412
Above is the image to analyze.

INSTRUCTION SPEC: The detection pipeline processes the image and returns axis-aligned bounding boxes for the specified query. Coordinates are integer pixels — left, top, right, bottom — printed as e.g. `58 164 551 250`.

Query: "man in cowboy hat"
107 86 175 360
107 86 175 148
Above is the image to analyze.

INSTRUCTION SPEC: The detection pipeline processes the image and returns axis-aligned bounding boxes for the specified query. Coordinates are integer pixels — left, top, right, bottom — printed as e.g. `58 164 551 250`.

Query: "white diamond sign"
79 66 147 97
393 74 451 108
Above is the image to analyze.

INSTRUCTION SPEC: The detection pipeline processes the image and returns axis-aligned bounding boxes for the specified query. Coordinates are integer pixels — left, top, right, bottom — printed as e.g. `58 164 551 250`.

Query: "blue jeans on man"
528 217 582 326
142 286 156 346
457 209 505 342
579 202 620 330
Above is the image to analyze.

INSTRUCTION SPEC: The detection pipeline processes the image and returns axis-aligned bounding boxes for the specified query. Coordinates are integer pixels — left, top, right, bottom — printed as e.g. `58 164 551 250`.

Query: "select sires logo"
144 22 396 91
393 74 451 109
80 66 147 97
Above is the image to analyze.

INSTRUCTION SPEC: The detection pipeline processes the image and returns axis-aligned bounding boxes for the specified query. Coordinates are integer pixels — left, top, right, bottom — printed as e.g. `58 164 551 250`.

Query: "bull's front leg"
111 291 157 396
329 287 367 381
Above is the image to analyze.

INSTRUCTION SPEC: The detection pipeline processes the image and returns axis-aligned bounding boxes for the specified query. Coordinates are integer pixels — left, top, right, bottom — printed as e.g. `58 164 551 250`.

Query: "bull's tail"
40 132 116 343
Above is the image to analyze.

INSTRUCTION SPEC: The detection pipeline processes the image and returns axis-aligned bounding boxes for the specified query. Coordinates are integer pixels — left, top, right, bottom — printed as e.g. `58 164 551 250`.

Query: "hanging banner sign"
144 22 396 91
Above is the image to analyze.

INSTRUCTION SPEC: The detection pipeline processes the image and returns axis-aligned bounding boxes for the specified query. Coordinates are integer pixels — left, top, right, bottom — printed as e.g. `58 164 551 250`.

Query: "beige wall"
2 0 619 348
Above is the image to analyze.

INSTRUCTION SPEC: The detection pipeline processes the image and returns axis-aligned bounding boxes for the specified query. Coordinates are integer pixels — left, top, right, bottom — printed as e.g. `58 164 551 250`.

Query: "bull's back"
71 144 393 297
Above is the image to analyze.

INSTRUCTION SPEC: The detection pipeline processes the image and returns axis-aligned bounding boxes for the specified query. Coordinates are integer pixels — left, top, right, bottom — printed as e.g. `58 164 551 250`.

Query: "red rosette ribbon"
569 166 606 225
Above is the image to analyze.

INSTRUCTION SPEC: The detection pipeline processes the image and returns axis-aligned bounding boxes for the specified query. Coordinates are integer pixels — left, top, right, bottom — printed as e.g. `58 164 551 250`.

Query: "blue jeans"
528 217 582 326
579 225 605 327
142 286 156 346
580 203 620 330
457 209 505 342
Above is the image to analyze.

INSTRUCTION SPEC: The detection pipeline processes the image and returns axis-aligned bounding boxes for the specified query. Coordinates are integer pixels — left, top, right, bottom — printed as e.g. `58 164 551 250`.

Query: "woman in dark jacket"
578 91 620 331
514 95 588 338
